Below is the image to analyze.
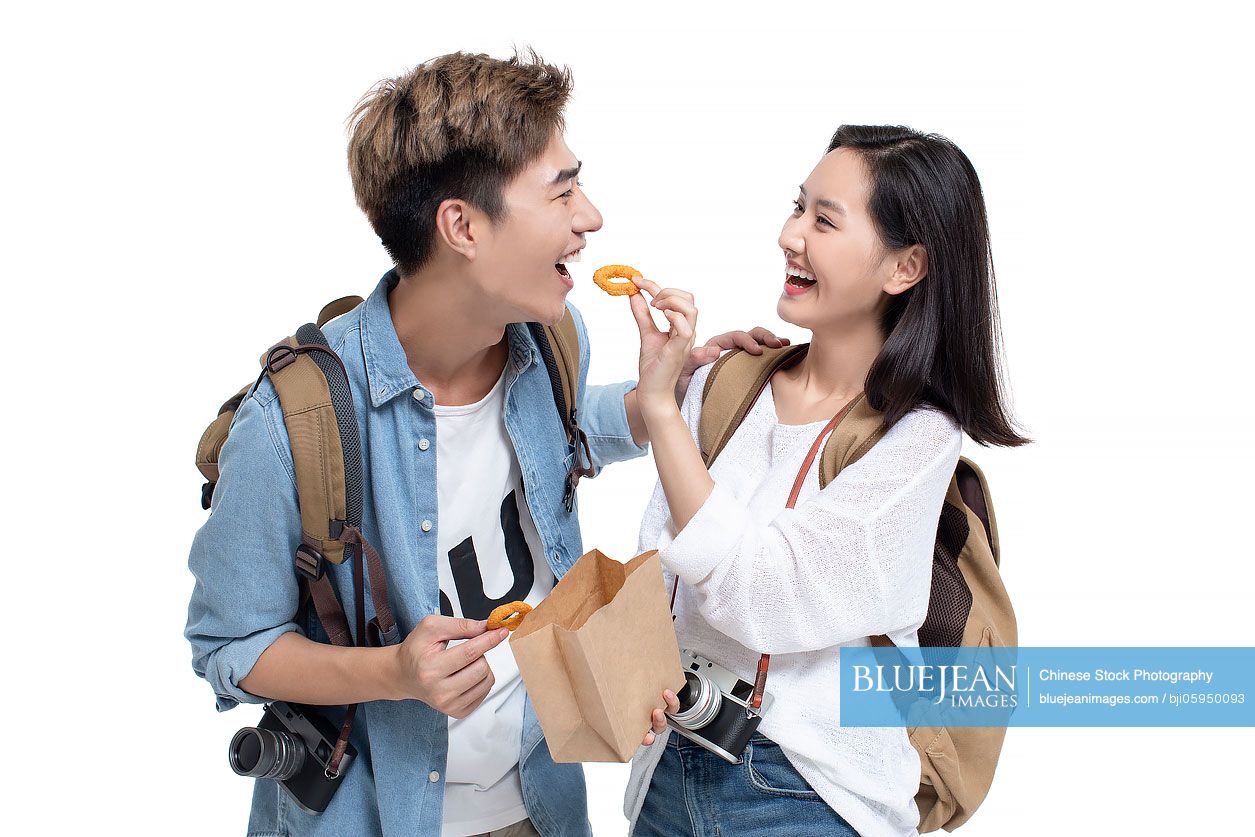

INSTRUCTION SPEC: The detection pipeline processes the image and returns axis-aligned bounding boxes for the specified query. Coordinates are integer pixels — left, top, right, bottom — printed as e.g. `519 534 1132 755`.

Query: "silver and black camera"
228 701 356 814
665 649 774 763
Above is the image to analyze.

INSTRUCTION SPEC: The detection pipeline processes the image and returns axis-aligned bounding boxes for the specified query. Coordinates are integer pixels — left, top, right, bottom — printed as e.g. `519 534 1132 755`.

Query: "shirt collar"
361 268 538 408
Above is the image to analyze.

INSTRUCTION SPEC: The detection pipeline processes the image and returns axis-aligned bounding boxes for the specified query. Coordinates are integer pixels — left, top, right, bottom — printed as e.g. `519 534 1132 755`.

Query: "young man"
185 50 783 837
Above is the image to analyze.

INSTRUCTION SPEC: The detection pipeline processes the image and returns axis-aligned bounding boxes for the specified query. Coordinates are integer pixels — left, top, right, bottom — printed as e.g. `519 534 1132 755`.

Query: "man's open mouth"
555 248 582 278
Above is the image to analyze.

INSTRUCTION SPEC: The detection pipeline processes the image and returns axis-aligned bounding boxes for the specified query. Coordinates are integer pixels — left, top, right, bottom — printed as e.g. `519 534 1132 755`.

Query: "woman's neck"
782 317 885 408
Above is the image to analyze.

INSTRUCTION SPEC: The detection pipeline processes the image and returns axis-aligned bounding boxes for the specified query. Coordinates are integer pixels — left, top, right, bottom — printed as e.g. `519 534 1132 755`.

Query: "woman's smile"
783 264 817 296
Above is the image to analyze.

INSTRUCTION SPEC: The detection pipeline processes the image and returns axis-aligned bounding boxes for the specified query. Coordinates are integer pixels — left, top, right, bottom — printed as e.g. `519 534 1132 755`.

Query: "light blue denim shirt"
186 269 649 836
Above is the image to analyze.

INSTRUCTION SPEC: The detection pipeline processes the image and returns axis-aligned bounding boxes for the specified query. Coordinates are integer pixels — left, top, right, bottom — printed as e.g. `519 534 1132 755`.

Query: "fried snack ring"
487 601 533 632
593 264 643 296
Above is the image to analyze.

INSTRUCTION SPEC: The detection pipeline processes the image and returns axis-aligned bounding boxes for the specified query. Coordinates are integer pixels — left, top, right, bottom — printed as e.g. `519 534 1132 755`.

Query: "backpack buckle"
295 542 326 581
562 420 597 512
265 342 298 374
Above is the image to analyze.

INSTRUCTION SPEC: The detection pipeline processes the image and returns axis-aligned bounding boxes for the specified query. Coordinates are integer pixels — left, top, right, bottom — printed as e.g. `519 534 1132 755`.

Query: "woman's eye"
816 215 834 228
792 199 803 214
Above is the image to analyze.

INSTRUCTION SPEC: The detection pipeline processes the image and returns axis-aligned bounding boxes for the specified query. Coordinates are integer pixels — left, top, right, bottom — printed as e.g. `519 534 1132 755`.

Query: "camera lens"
229 726 308 781
669 670 721 729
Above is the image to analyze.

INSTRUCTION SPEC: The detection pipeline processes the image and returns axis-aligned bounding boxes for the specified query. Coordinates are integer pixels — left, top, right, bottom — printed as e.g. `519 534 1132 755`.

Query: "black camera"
665 649 775 763
228 702 356 814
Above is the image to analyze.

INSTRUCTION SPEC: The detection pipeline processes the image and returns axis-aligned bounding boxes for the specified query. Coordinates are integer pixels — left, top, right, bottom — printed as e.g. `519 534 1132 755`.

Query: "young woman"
622 125 1030 837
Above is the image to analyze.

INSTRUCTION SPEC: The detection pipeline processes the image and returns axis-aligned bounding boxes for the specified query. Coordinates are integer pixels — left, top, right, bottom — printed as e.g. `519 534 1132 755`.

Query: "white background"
3 1 1253 834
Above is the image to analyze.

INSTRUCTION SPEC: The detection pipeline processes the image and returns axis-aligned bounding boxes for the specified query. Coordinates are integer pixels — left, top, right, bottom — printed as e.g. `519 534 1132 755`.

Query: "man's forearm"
238 631 404 706
624 386 649 446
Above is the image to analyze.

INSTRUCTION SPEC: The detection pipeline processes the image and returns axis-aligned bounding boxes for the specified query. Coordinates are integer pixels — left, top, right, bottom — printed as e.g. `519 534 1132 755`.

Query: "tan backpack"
193 293 593 776
696 344 1016 833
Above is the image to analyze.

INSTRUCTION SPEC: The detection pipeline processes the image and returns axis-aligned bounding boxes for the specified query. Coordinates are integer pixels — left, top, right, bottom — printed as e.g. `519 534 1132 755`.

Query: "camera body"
228 701 356 815
665 649 774 763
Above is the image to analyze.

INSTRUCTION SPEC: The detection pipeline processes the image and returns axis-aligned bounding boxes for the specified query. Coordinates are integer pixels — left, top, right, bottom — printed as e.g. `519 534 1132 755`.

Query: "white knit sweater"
624 359 963 837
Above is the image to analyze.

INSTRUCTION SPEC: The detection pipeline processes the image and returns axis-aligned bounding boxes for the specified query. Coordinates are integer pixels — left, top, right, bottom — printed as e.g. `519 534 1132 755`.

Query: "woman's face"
777 147 921 333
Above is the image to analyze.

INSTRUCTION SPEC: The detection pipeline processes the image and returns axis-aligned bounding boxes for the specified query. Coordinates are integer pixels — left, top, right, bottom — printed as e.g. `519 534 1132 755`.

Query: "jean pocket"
744 736 822 799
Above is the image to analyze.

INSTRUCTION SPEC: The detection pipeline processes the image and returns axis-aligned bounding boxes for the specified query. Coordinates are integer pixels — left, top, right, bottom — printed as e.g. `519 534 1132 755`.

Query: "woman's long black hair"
829 125 1030 447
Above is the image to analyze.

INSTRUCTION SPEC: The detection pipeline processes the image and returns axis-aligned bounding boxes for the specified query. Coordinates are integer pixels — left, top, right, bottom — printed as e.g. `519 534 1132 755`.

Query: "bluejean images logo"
842 645 1020 728
852 653 1018 708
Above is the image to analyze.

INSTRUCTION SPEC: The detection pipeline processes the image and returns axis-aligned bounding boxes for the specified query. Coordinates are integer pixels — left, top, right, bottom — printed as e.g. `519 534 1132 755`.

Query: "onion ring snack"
593 264 643 296
487 601 533 632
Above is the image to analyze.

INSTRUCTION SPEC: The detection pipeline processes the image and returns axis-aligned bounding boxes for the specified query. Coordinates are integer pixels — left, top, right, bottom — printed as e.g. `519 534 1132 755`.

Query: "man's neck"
387 266 510 406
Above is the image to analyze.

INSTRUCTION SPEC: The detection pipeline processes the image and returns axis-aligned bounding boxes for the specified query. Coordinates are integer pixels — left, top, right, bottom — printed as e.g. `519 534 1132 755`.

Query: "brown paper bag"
509 548 685 763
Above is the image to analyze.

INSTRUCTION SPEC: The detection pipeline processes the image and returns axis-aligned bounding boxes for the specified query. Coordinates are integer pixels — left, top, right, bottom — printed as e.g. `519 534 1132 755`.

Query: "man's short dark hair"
346 48 573 276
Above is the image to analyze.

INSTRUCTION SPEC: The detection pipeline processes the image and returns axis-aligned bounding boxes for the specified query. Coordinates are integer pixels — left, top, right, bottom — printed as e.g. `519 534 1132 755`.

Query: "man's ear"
883 244 928 295
433 198 478 261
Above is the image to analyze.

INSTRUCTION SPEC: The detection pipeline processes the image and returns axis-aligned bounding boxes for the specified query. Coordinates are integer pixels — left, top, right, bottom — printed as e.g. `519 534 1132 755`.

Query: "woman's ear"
434 198 478 261
883 244 928 295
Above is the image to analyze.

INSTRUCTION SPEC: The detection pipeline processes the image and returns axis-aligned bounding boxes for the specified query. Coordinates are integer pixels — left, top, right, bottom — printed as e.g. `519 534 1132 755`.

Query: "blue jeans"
634 732 862 836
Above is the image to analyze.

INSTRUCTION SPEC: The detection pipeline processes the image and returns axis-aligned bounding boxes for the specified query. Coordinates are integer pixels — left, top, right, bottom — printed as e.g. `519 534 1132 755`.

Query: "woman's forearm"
641 400 714 531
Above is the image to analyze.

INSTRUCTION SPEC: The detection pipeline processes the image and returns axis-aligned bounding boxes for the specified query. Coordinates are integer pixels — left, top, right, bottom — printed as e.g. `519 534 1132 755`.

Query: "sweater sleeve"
651 361 962 654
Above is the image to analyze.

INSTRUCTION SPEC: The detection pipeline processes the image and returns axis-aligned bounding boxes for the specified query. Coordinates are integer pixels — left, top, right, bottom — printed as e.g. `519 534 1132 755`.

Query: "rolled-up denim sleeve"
185 379 304 711
567 301 649 474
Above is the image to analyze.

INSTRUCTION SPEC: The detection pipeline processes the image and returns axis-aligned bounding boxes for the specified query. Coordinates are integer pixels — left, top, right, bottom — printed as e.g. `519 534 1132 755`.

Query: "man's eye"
561 180 585 199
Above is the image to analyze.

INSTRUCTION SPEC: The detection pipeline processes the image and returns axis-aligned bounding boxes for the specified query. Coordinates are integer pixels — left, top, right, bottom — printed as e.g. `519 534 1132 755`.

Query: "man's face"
471 129 603 326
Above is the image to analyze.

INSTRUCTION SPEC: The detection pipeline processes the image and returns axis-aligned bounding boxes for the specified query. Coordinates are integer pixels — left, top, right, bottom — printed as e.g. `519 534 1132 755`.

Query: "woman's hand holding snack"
629 277 698 418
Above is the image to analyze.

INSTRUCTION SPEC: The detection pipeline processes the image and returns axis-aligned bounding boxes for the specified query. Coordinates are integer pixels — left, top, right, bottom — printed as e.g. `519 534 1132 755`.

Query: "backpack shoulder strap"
697 344 809 467
261 328 353 568
263 321 396 638
317 295 364 327
531 309 593 511
816 394 889 489
540 307 581 426
695 342 890 484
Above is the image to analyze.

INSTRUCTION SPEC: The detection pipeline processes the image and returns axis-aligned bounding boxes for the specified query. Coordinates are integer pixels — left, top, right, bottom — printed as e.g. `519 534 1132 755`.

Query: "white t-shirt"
432 367 555 837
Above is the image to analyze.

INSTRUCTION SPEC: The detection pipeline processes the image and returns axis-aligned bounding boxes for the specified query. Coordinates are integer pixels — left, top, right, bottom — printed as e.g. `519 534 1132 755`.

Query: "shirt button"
412 388 427 402
428 770 440 783
421 520 433 533
418 438 430 451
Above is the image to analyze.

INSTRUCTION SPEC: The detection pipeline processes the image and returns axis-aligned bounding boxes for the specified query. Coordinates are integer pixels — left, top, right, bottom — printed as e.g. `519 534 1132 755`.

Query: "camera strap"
668 397 858 712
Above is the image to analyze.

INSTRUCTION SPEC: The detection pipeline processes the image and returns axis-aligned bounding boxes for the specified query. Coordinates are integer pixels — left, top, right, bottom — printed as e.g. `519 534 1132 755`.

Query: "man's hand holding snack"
393 615 510 720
